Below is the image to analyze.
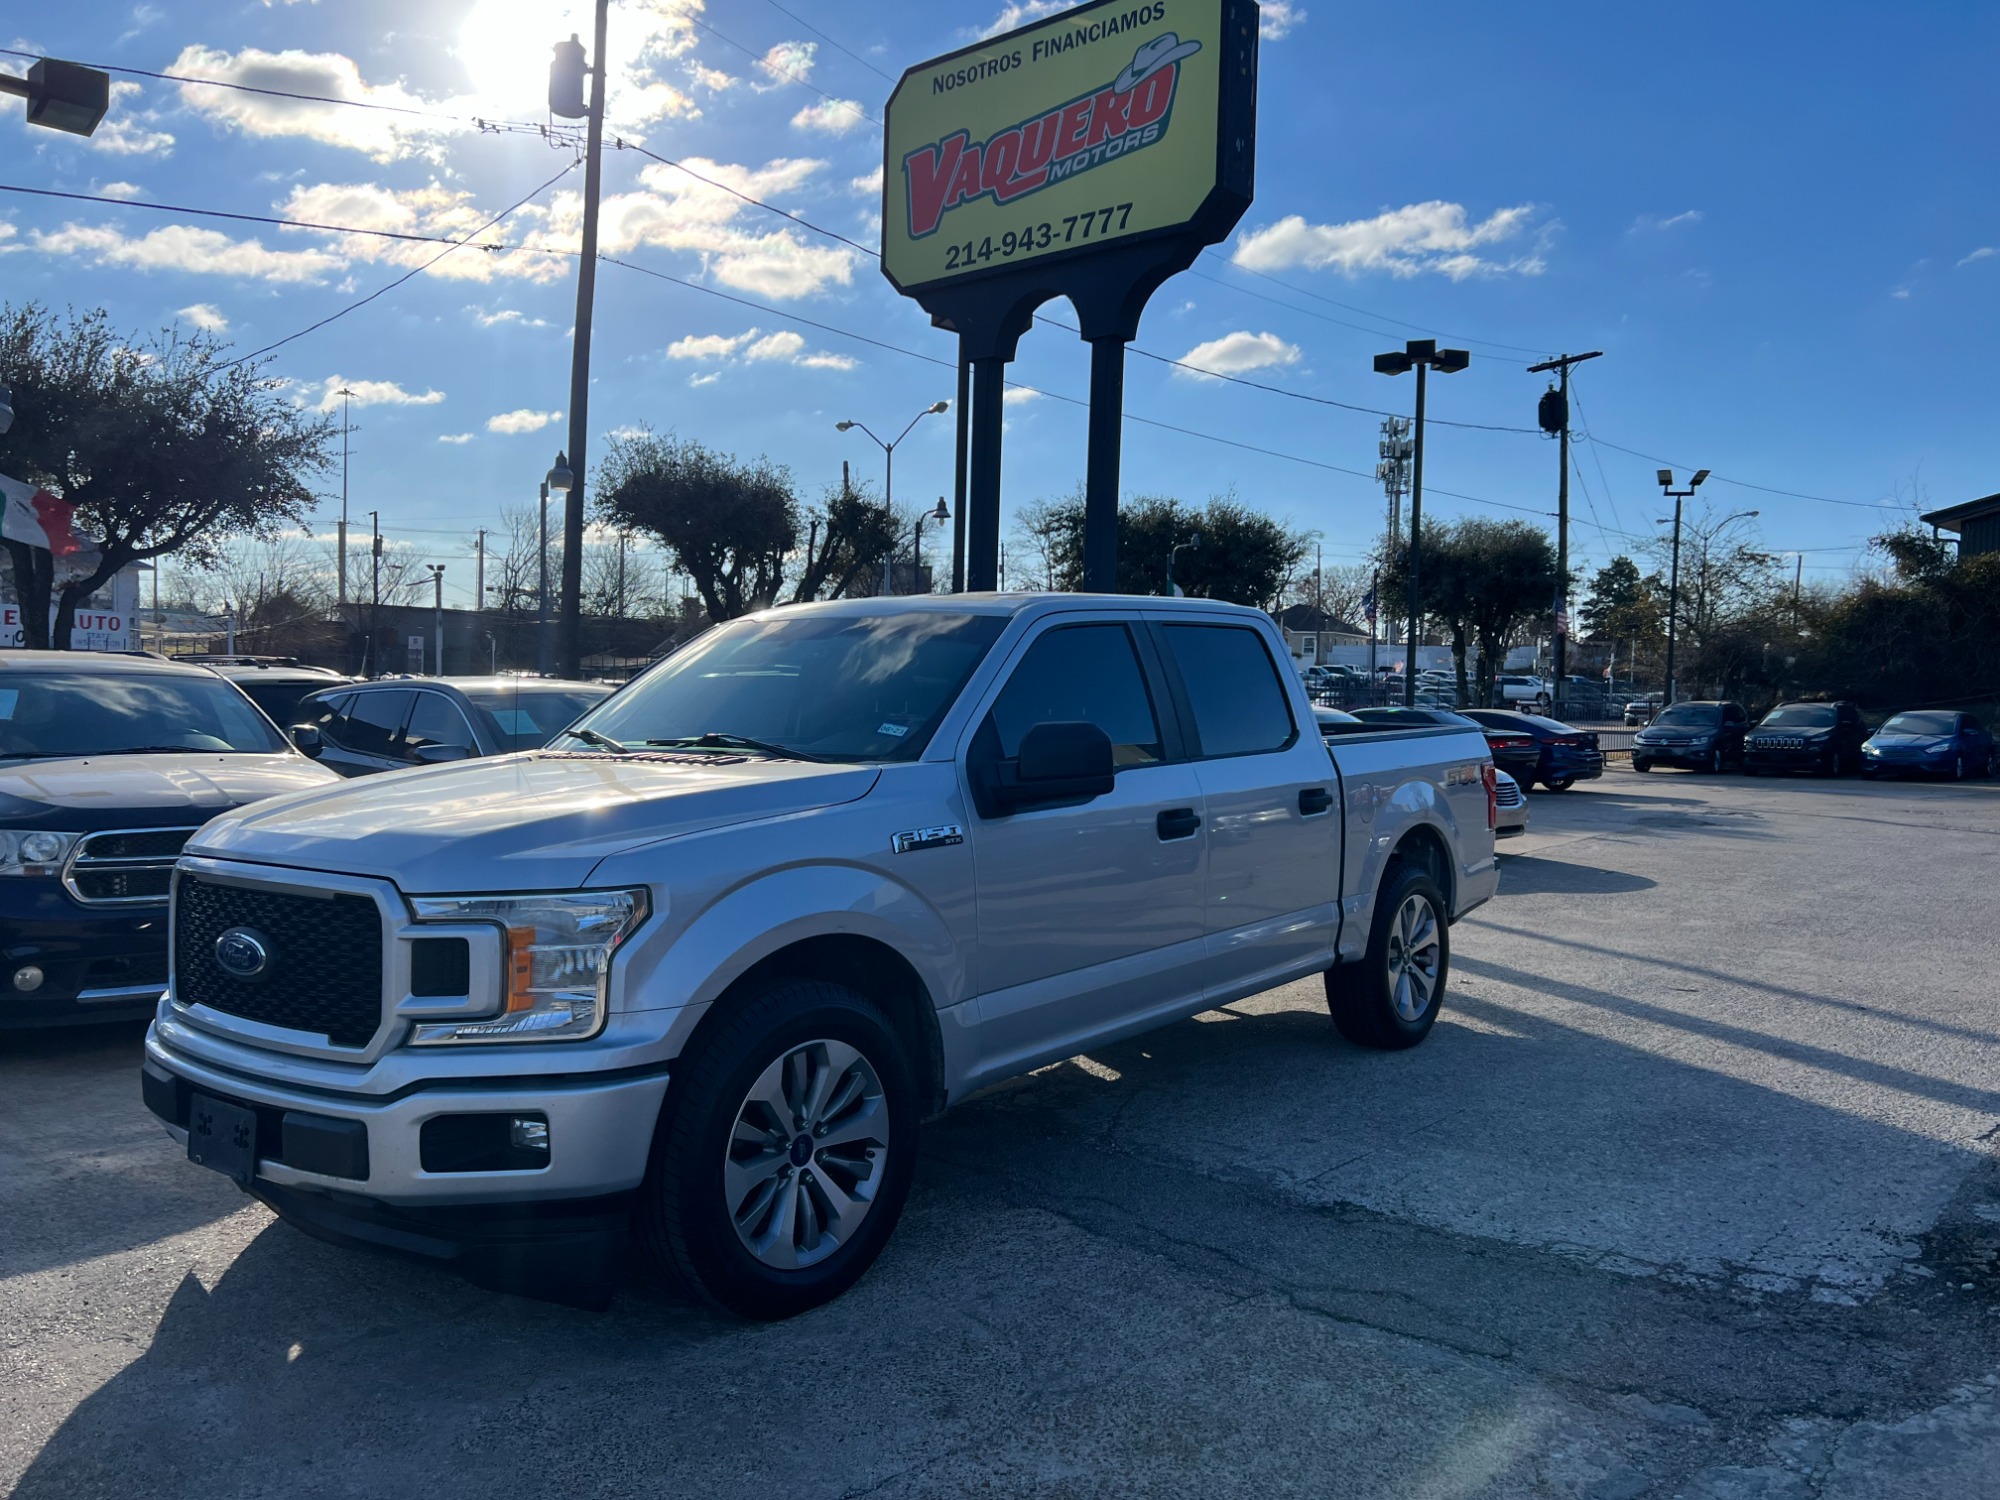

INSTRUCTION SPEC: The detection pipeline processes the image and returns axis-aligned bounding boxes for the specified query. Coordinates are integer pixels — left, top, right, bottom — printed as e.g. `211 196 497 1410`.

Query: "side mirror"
985 721 1115 813
413 742 474 765
289 724 323 758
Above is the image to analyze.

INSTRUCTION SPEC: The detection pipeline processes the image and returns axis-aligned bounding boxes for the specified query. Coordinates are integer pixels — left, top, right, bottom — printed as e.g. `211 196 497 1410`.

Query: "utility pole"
616 530 628 619
474 529 486 615
1527 351 1603 721
336 386 354 606
552 2 608 679
1374 416 1411 647
368 510 383 679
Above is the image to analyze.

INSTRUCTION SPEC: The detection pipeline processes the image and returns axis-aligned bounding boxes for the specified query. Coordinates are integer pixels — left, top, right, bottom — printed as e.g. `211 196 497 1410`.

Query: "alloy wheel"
1385 893 1442 1022
725 1039 889 1271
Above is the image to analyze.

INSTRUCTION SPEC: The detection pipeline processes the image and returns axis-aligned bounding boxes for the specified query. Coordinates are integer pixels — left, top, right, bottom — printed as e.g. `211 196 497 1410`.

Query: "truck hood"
187 750 882 892
0 754 337 830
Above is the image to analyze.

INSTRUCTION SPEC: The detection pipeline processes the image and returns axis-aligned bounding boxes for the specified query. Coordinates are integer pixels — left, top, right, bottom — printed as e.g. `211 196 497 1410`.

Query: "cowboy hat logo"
903 32 1202 241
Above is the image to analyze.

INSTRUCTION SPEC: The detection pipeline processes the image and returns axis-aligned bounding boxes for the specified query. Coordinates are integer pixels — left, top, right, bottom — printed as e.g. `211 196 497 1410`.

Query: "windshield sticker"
877 722 911 738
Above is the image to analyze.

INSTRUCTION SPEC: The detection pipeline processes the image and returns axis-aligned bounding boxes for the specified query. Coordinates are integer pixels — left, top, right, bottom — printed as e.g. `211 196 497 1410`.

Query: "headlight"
404 888 649 1045
0 829 83 876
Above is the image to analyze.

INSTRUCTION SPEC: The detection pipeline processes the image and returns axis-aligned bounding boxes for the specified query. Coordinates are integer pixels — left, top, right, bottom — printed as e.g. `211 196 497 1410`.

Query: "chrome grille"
63 827 198 906
1494 779 1524 808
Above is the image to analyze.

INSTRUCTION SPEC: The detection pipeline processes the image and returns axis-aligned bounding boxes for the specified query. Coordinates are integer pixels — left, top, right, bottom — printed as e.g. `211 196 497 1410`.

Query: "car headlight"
0 829 83 876
404 888 650 1045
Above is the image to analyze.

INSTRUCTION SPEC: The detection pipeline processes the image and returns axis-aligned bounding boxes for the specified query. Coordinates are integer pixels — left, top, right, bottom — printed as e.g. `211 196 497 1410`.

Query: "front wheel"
1543 776 1575 792
635 979 919 1320
1632 757 1652 773
1954 753 1968 782
1326 865 1450 1050
1708 748 1724 774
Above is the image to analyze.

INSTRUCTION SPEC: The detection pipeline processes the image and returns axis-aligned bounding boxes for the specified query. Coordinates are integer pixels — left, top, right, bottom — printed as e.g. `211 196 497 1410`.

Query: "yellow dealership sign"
882 0 1254 295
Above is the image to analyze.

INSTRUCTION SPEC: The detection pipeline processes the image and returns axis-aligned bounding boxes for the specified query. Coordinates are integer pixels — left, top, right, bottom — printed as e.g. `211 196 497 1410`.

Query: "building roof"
1920 493 2000 532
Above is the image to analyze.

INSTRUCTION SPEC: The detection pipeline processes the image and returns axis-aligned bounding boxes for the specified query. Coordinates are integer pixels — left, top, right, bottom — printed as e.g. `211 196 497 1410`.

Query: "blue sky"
5 0 1998 606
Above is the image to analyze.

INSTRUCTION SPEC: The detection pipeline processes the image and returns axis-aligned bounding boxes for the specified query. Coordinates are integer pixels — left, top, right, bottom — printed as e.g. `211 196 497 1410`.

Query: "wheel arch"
1387 822 1455 913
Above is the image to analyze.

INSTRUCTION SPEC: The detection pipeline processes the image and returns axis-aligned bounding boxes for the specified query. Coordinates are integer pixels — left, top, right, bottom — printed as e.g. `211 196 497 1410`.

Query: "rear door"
966 617 1208 1075
320 689 415 776
1152 618 1340 999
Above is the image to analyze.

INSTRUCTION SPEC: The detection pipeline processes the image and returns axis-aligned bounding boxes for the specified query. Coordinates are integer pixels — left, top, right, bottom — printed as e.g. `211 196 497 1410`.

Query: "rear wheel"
635 979 918 1320
1326 864 1450 1051
1544 776 1575 792
1987 747 1999 779
1954 753 1968 782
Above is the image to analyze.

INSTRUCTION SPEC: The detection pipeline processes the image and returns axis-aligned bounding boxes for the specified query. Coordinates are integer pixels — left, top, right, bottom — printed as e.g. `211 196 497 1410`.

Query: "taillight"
1547 736 1583 747
1482 764 1497 829
1487 734 1534 750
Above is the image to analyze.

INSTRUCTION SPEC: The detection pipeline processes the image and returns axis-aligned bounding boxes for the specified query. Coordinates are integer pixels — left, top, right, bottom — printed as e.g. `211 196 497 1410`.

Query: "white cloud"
471 306 549 327
91 81 175 157
977 0 1068 39
98 181 144 199
452 0 703 139
177 302 228 331
1958 247 1996 268
29 222 344 282
1233 201 1544 280
606 424 650 441
688 62 735 92
1890 287 1912 300
169 46 462 163
315 376 445 412
487 408 562 434
276 180 567 285
1632 209 1703 232
757 40 816 89
1174 330 1303 379
1260 0 1306 39
1003 387 1041 406
850 164 884 197
791 99 870 136
666 324 854 373
437 432 474 444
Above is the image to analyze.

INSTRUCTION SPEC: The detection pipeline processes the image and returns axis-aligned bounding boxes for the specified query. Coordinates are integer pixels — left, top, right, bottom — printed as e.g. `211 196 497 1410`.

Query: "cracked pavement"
3 768 1998 1497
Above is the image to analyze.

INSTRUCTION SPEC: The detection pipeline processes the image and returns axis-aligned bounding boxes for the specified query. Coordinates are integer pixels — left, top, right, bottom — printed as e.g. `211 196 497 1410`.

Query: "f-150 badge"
892 825 965 854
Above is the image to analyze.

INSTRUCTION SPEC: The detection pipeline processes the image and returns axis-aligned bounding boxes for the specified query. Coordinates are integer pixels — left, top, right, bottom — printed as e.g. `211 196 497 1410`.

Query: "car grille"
63 827 198 905
1494 779 1524 808
1751 735 1807 751
173 875 384 1048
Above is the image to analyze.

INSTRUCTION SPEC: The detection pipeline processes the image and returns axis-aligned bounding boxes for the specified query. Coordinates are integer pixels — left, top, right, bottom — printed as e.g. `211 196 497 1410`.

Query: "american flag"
1362 587 1377 624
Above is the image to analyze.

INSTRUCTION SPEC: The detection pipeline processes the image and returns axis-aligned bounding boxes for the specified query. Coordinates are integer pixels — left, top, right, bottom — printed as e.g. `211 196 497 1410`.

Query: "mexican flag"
0 473 90 559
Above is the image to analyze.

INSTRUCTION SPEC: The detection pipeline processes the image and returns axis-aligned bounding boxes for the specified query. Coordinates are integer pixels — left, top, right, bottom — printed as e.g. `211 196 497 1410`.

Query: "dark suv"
0 652 337 1027
291 676 612 776
1743 701 1868 776
1630 700 1749 773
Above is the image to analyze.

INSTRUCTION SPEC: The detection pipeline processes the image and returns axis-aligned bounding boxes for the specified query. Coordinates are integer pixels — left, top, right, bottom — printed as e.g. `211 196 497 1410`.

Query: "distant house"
1271 603 1368 667
1921 492 2000 559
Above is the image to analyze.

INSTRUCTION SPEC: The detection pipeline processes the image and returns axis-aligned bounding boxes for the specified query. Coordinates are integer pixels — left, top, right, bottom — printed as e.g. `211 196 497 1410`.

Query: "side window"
334 689 415 760
405 692 477 758
307 692 352 737
986 624 1163 768
1724 705 1746 725
1161 624 1297 758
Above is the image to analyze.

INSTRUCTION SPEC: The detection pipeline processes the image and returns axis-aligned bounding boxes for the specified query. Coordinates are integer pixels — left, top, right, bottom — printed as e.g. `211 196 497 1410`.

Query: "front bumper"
0 882 171 1028
1862 751 1955 777
1540 750 1604 783
1631 739 1717 767
1744 743 1832 772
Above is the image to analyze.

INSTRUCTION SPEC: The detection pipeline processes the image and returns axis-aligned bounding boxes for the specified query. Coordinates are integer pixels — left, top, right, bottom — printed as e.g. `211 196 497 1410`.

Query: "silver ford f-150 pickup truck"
144 595 1498 1317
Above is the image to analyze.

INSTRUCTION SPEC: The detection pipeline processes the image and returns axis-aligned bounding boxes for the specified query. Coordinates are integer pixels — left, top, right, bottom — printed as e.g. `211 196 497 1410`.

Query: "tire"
1953 753 1967 782
1544 776 1575 792
635 979 919 1320
1632 757 1652 773
1986 747 1999 779
1325 864 1450 1051
1707 748 1724 774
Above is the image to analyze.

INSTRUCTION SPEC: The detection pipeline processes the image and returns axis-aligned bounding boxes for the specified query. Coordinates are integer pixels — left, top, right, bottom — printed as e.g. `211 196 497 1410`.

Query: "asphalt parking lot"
5 767 1999 1498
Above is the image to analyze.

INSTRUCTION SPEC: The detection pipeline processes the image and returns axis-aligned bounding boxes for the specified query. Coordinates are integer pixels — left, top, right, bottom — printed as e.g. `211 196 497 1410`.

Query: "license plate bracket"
187 1092 259 1185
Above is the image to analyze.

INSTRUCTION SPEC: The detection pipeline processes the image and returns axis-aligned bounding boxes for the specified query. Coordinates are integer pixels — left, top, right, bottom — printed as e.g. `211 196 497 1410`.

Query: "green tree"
0 303 331 649
1579 555 1663 646
1382 519 1558 705
1006 491 1308 605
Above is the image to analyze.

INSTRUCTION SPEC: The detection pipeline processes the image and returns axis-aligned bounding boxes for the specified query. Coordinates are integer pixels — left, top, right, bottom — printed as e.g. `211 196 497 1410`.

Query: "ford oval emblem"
214 926 271 980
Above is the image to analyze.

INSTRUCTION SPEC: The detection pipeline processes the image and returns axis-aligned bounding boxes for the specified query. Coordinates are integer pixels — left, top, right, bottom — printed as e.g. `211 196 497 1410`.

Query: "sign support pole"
967 355 1006 591
951 351 970 593
1084 337 1126 593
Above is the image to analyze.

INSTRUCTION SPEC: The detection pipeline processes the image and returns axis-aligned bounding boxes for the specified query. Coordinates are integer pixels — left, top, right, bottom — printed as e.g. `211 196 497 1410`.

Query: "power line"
655 3 879 127
222 160 579 368
755 0 897 80
1579 434 1892 512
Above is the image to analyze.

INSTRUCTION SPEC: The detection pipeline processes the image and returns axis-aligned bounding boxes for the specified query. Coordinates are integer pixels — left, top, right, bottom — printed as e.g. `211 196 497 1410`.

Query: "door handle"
1156 807 1201 841
1299 786 1333 816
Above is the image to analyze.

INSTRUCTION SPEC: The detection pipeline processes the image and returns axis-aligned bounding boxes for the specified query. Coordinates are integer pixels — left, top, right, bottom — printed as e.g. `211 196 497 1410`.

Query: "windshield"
1881 712 1957 736
566 610 1007 762
1652 704 1721 728
463 685 613 753
0 671 288 759
1760 705 1834 728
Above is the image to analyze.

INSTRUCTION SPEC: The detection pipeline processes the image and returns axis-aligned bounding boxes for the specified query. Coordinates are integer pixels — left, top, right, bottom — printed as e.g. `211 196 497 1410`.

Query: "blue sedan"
1861 711 1997 781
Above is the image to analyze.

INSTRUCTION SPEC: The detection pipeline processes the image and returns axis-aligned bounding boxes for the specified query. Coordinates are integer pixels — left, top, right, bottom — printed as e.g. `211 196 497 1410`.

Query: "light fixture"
835 420 855 431
546 451 574 494
927 401 949 414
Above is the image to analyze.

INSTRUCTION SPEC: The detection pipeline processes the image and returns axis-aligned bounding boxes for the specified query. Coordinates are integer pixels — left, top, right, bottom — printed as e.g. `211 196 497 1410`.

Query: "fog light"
13 965 44 992
509 1117 551 1152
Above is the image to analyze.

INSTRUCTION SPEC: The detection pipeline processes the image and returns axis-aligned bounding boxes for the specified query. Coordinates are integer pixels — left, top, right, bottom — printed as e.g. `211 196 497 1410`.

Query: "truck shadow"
1490 856 1655 896
14 985 1997 1499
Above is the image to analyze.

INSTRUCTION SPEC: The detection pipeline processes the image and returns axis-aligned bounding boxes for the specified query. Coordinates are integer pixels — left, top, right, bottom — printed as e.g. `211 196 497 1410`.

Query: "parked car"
1742 701 1868 776
1313 705 1366 738
1860 710 1998 780
1461 708 1605 791
1493 769 1528 839
0 652 338 1028
1350 706 1482 731
203 661 352 731
1624 697 1662 726
291 676 613 776
1495 675 1551 712
1630 700 1749 773
144 594 1500 1317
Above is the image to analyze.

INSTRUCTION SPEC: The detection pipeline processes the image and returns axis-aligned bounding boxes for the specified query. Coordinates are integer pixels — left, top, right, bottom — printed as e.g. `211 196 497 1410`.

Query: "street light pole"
543 453 573 678
1655 469 1709 705
1374 339 1470 706
367 509 382 679
427 564 446 675
336 386 354 607
913 499 949 593
837 402 948 594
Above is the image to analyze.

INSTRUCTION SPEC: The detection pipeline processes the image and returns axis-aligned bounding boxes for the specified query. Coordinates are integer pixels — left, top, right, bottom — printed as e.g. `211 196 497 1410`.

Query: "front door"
967 619 1206 1078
